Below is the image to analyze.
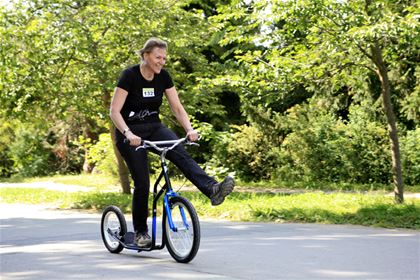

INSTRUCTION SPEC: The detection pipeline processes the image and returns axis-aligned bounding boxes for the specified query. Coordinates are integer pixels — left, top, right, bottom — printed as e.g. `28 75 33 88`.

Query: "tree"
210 0 419 202
1 0 229 192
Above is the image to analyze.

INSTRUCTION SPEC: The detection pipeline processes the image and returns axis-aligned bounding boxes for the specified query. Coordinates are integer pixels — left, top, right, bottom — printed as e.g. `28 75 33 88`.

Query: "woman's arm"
165 86 199 141
109 87 141 146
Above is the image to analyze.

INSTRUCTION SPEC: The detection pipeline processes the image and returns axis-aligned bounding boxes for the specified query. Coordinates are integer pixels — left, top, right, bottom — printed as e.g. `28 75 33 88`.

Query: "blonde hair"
137 37 168 59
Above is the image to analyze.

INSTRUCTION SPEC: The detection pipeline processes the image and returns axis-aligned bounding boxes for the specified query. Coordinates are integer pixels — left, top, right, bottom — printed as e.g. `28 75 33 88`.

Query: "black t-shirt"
116 64 174 124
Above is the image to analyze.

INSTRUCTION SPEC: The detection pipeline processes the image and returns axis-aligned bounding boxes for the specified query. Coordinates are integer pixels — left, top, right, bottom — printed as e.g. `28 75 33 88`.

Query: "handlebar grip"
123 138 144 146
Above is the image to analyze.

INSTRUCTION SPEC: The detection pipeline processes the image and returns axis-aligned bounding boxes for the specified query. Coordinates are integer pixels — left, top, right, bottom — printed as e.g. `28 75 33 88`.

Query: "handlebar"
124 136 199 153
138 137 198 152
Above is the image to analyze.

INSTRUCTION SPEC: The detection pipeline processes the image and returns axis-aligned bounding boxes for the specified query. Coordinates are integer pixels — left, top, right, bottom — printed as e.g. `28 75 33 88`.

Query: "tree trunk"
110 126 131 194
370 42 404 203
102 87 131 194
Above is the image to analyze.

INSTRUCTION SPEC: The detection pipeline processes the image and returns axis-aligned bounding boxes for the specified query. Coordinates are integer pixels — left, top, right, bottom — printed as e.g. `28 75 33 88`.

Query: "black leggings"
116 123 216 233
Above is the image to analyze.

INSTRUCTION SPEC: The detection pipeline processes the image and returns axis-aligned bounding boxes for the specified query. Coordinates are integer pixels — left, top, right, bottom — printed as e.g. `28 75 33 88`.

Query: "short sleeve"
163 69 174 89
116 68 132 92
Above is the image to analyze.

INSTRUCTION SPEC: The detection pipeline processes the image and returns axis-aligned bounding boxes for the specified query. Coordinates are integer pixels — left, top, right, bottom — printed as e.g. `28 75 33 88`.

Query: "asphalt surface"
1 204 419 280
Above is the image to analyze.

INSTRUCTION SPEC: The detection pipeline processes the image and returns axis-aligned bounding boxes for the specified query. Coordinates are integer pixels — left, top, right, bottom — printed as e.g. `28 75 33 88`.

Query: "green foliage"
0 118 15 177
212 125 280 181
1 0 418 190
208 0 419 188
279 101 392 184
8 124 56 177
400 66 420 124
2 120 86 178
84 133 117 176
0 0 232 184
209 98 414 185
0 0 229 127
400 128 420 185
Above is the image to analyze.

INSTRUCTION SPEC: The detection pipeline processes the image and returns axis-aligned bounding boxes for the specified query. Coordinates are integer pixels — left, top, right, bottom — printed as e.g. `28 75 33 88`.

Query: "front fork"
163 191 190 232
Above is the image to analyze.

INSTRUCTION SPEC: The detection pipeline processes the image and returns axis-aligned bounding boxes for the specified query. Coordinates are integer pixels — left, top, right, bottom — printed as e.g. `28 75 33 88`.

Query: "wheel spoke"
165 197 200 262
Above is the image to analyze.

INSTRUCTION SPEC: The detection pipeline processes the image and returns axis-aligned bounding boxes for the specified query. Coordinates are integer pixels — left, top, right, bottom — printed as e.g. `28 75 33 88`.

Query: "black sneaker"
210 176 235 206
135 232 152 248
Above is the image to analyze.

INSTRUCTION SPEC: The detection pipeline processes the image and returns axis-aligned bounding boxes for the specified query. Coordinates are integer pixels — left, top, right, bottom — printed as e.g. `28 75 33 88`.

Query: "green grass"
237 179 420 193
185 191 420 229
1 187 419 229
0 174 120 191
3 173 419 192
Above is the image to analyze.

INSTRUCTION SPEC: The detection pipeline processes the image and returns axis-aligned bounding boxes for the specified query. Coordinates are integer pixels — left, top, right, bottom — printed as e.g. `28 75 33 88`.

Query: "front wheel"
164 196 200 263
101 205 127 254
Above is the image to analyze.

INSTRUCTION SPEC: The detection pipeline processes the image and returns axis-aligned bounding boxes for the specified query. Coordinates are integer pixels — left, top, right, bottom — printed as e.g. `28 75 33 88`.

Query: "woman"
110 37 235 248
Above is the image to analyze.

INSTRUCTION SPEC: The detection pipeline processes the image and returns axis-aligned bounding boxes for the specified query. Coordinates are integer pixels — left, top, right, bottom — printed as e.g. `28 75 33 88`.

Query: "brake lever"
123 138 146 150
135 145 146 151
187 141 200 147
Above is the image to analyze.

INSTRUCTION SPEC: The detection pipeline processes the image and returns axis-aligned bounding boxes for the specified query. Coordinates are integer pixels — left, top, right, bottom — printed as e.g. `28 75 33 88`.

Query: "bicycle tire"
164 196 200 263
101 205 127 254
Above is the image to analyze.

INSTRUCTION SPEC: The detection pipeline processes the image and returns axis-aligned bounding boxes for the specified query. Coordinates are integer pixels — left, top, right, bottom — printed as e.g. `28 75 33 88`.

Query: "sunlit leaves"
0 0 228 130
209 0 418 123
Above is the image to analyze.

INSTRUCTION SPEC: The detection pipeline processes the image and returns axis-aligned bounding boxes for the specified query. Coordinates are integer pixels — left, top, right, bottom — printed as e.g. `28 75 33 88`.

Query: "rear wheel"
164 196 200 263
101 205 126 253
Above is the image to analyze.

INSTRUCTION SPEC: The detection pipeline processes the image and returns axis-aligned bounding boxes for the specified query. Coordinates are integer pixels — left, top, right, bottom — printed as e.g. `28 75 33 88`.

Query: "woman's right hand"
126 131 142 146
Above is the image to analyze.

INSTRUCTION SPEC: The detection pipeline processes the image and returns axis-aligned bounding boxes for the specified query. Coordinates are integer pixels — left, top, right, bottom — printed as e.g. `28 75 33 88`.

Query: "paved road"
1 204 419 280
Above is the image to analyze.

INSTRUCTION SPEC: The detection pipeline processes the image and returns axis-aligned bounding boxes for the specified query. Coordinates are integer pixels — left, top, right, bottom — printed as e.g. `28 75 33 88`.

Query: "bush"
2 119 87 178
0 119 15 177
211 100 411 185
400 128 420 185
8 124 57 177
86 133 118 176
211 125 280 181
278 103 392 183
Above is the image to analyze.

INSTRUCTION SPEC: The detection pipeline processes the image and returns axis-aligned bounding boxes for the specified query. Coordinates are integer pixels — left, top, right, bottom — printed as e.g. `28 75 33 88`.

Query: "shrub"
213 100 403 185
211 125 280 181
278 103 392 183
86 133 118 176
400 128 420 185
9 124 57 177
0 119 15 177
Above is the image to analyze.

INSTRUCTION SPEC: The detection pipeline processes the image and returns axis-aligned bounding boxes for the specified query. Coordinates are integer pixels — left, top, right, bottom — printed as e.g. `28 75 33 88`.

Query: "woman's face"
144 47 167 74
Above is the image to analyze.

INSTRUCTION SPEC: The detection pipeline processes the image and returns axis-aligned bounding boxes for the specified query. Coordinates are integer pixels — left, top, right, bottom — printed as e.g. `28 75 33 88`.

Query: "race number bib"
143 88 155 98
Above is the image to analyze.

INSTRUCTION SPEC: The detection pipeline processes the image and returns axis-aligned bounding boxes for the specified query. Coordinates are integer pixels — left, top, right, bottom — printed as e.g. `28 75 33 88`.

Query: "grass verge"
1 187 419 229
2 174 419 193
238 179 420 193
0 174 120 190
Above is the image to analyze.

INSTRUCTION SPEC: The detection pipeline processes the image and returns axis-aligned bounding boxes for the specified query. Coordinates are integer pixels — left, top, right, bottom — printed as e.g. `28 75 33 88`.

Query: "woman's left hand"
187 129 199 142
